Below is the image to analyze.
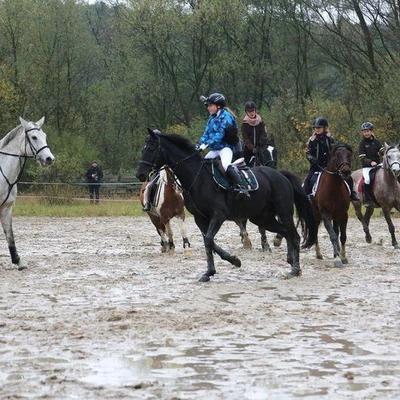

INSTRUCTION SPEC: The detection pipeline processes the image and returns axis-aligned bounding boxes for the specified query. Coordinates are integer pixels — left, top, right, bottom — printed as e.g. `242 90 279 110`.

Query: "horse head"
263 145 277 169
384 142 400 177
18 117 55 167
328 142 353 178
136 128 165 182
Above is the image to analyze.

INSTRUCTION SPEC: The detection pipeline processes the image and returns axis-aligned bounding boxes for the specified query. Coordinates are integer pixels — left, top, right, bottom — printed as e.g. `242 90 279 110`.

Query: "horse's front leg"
195 215 227 282
176 215 192 256
382 207 399 249
338 216 349 264
1 206 26 270
165 221 176 253
321 215 342 267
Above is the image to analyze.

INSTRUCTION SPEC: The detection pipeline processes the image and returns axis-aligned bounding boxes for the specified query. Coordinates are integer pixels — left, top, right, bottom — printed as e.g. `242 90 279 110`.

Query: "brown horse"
140 166 191 255
311 143 354 267
351 143 400 249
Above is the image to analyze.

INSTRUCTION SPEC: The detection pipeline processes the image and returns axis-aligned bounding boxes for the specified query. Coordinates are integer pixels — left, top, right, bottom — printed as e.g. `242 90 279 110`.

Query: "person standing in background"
85 161 103 204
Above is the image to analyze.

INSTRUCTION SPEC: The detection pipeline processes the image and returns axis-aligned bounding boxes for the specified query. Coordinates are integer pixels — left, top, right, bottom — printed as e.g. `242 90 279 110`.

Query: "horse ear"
147 127 156 137
36 116 45 128
384 142 389 149
19 117 29 130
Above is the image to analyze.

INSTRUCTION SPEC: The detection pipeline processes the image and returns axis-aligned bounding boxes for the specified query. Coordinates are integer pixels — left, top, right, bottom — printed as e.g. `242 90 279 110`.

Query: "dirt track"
1 215 400 399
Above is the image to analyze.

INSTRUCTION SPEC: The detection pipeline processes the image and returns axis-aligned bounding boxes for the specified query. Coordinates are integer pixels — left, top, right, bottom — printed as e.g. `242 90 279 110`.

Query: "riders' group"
143 91 382 211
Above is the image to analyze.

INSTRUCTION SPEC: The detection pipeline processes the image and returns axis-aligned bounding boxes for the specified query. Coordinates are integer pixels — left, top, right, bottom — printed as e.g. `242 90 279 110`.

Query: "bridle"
0 126 50 207
385 146 400 175
325 145 352 177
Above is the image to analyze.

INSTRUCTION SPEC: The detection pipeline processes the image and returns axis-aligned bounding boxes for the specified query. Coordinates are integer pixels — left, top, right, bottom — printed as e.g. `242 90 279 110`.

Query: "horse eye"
32 136 37 140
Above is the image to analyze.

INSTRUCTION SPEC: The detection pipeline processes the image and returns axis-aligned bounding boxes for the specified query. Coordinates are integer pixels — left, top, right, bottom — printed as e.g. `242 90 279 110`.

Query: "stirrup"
350 191 360 201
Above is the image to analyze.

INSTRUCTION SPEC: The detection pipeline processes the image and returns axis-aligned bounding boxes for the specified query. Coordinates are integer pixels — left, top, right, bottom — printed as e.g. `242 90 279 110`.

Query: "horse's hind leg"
177 214 192 256
259 228 272 253
236 220 253 250
1 207 26 270
382 208 400 249
337 217 349 264
157 227 168 253
353 202 373 243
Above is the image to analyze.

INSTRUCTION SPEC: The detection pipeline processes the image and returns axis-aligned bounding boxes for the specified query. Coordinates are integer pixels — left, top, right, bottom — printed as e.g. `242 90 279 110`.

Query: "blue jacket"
197 109 237 151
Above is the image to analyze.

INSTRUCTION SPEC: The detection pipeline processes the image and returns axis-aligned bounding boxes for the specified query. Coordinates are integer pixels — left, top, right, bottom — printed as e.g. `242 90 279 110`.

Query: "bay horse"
310 142 354 267
0 117 55 270
351 143 400 249
139 166 191 255
136 129 317 282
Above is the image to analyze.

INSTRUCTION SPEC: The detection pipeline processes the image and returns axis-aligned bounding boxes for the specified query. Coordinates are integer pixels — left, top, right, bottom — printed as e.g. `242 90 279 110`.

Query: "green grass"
14 196 145 217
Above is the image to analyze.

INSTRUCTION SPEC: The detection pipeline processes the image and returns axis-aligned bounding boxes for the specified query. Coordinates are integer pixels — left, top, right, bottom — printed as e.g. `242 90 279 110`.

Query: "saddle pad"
207 159 259 191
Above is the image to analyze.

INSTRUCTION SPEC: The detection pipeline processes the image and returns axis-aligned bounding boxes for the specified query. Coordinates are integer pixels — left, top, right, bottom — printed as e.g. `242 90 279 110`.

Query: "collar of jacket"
309 131 332 141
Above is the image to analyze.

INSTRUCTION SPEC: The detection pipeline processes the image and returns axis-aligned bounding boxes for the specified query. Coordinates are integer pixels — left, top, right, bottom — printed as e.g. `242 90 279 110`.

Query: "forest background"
1 0 400 183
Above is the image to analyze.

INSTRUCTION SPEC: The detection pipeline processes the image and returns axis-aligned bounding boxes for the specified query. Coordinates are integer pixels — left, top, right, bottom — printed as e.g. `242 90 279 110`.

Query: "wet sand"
0 215 399 399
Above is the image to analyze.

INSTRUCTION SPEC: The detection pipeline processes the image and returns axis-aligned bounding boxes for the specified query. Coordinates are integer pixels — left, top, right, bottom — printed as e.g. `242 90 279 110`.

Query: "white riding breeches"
205 147 233 171
362 167 373 184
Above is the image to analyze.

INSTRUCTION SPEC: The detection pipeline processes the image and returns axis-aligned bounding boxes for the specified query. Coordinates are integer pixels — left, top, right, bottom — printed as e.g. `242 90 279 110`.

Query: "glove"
198 143 207 151
252 148 258 154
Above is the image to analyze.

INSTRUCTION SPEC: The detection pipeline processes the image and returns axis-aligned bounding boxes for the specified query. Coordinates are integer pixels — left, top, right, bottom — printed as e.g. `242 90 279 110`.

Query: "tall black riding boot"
362 183 374 208
226 165 250 200
344 176 360 201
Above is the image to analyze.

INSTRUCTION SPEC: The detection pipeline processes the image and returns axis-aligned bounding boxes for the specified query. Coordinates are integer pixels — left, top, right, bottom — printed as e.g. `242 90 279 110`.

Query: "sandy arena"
0 215 399 399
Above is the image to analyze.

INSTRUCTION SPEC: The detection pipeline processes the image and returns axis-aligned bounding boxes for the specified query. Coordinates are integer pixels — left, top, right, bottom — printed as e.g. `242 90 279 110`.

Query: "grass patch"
14 196 144 217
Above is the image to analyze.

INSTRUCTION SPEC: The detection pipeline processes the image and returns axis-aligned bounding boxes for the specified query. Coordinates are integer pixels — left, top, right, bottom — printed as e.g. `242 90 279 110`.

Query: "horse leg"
165 221 176 253
338 216 348 264
259 227 272 253
260 217 301 277
0 206 26 270
236 220 253 250
321 215 343 267
353 201 372 243
176 214 192 256
273 234 283 247
157 226 168 253
382 207 400 249
362 207 375 244
197 215 237 282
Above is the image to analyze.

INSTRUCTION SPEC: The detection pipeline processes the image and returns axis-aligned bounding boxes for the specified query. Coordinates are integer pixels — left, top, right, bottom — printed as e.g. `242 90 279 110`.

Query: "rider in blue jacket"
197 93 250 199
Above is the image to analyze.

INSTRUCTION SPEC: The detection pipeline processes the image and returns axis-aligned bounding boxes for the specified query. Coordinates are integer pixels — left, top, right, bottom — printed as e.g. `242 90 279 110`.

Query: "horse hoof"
366 236 372 244
273 239 282 247
18 265 28 271
333 260 344 268
184 249 192 257
316 255 324 260
283 269 301 279
393 244 400 250
232 257 241 268
198 274 210 282
342 258 349 264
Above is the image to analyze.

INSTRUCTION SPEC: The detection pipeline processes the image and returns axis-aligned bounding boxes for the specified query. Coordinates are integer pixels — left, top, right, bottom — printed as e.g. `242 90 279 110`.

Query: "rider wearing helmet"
358 121 384 207
241 101 276 168
303 117 359 201
197 93 250 199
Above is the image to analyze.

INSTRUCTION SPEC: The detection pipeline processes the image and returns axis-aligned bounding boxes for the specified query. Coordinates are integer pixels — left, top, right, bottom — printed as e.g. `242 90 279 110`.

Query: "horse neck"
382 158 398 185
0 127 25 181
162 142 204 192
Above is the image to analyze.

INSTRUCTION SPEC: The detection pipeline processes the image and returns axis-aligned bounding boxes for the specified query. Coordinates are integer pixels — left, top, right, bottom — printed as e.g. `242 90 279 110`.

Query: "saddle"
357 166 381 206
206 158 259 191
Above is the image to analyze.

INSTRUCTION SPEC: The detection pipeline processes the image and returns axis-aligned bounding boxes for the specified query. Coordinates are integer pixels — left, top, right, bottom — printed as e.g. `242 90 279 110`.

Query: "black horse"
136 129 317 282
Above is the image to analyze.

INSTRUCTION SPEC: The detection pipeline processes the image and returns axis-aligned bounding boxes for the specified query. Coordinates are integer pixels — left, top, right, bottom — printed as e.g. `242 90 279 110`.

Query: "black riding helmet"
244 101 257 111
312 117 329 128
361 121 374 130
203 93 226 107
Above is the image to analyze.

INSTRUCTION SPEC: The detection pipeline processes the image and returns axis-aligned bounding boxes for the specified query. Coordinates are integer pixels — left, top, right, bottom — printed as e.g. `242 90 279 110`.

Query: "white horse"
0 117 55 270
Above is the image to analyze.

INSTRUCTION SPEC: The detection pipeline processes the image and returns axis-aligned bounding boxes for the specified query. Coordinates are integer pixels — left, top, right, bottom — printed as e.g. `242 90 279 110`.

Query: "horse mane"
161 132 196 152
0 125 22 149
331 141 352 153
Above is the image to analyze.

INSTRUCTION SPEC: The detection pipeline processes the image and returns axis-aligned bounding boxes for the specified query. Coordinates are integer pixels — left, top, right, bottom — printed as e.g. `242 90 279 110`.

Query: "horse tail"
280 171 318 249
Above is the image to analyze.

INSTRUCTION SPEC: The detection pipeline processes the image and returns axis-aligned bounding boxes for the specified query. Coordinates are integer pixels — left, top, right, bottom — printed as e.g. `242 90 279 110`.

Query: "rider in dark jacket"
358 121 384 207
303 117 359 201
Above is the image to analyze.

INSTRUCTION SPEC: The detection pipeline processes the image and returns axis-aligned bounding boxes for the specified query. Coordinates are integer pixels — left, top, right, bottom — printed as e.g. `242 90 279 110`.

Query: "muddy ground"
0 214 399 399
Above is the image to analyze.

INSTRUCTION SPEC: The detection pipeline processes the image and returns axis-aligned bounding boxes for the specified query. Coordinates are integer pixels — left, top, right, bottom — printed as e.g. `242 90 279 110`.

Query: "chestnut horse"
311 143 354 267
351 143 400 249
140 166 191 255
